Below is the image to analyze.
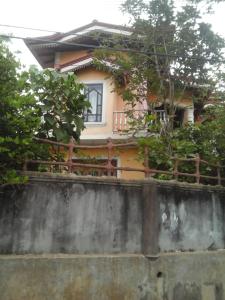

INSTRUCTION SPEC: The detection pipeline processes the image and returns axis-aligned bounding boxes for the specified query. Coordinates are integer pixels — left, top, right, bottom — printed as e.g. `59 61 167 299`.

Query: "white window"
84 83 103 122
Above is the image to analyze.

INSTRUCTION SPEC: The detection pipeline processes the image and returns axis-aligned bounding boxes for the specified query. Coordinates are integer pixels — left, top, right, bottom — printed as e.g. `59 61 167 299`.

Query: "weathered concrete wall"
158 185 225 252
0 173 225 254
158 251 225 300
0 251 225 300
0 176 143 254
1 174 225 299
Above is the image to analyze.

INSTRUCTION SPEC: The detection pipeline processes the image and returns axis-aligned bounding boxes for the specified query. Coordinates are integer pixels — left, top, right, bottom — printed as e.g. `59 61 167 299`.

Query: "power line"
0 33 225 64
0 26 162 49
0 33 139 52
0 33 170 57
0 22 179 48
0 21 182 35
0 22 217 54
0 24 60 34
0 23 135 43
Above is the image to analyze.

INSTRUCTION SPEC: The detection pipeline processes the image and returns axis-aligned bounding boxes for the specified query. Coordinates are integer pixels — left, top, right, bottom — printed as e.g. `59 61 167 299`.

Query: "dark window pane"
84 84 103 122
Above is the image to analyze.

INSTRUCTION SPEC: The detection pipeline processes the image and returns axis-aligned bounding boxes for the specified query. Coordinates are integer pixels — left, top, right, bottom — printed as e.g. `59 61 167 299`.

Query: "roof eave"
24 21 133 68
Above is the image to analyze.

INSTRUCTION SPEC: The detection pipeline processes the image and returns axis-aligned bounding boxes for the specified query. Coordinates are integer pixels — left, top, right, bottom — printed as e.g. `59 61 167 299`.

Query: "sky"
1 0 225 68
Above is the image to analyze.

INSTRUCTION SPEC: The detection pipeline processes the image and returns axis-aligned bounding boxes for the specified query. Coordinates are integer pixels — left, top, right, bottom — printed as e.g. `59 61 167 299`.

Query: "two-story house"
25 20 194 179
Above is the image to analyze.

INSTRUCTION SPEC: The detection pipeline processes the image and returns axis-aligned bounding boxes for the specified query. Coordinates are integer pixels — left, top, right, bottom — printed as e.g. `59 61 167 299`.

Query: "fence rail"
23 137 225 185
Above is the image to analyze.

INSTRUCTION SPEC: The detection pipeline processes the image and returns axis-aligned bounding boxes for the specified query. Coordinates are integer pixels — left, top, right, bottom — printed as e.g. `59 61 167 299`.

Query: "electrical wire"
0 23 135 43
0 24 60 34
0 24 181 45
1 22 219 56
0 31 225 64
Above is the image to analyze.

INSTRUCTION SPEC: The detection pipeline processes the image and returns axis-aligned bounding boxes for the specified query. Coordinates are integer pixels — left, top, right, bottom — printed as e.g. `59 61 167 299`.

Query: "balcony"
113 110 166 133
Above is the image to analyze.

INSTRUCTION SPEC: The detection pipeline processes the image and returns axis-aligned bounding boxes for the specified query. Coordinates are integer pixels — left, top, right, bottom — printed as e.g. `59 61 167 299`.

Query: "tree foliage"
0 39 89 185
139 104 225 183
28 67 89 141
95 0 225 183
95 0 225 132
0 39 39 184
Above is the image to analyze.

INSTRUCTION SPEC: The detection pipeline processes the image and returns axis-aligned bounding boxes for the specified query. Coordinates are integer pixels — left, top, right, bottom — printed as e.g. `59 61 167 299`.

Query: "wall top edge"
9 171 225 192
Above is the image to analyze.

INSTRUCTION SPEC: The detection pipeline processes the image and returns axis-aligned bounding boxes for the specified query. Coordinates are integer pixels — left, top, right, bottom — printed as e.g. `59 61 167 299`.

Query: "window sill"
84 122 106 127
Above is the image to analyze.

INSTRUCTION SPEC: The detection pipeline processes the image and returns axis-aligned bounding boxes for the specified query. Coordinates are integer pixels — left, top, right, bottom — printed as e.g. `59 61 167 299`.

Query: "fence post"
67 137 75 173
23 159 28 172
144 146 150 178
217 162 221 185
107 138 113 176
173 155 179 181
195 154 200 184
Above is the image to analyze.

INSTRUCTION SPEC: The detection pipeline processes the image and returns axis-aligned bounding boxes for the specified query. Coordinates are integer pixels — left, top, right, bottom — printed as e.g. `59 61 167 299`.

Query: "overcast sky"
1 0 225 68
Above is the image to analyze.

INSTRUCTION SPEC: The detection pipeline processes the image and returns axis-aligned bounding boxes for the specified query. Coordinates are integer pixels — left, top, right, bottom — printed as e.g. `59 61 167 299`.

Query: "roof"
60 54 94 73
25 20 132 68
59 54 117 73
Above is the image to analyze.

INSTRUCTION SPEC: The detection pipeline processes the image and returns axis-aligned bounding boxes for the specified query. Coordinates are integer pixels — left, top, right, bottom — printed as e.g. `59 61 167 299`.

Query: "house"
25 20 194 179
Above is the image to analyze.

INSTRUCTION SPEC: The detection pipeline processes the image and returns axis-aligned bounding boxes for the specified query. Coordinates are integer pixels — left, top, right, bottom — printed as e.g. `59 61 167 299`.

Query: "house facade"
25 20 194 179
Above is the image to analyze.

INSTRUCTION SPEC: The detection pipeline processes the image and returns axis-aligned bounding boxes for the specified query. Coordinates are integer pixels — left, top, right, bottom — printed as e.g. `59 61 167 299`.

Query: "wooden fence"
23 137 224 185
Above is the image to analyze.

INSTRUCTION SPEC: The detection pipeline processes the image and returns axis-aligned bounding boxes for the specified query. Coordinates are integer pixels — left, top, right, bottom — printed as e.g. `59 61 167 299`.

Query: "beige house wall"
56 50 145 180
74 147 145 180
77 67 117 139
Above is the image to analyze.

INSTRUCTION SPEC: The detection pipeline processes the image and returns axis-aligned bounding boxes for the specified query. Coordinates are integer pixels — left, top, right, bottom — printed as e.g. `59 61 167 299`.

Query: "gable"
24 20 132 68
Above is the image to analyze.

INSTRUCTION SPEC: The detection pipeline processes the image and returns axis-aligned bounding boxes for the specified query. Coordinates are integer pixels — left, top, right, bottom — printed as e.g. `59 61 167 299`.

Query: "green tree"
138 104 225 184
95 0 225 183
0 39 89 185
96 0 225 136
0 39 39 184
28 67 89 142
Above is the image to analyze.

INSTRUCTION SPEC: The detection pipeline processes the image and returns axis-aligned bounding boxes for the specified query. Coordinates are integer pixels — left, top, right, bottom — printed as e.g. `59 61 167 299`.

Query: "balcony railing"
113 110 166 133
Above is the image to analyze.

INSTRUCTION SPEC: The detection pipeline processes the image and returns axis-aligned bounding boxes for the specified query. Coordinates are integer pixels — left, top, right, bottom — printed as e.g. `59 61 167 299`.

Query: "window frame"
82 80 106 125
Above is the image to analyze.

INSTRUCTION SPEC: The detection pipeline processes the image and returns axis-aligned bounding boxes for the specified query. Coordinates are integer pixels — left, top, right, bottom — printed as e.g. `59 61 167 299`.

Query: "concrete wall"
158 184 225 252
0 175 143 254
0 173 225 255
1 174 225 299
0 252 225 300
